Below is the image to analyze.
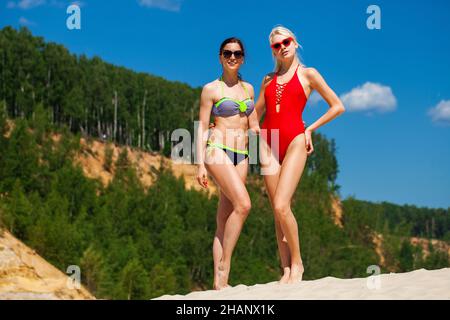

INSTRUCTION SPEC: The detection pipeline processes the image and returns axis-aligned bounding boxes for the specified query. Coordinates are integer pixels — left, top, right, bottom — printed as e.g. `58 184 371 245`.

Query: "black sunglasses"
222 50 244 59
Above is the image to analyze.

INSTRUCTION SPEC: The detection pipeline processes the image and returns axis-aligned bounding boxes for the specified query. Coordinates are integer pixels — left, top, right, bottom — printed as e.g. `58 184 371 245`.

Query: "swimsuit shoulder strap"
293 63 301 81
276 63 300 79
240 81 251 99
219 76 225 97
219 76 251 100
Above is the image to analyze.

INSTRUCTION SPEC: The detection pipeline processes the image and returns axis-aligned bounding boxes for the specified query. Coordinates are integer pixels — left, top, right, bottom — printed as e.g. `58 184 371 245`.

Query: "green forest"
0 26 200 154
0 26 449 299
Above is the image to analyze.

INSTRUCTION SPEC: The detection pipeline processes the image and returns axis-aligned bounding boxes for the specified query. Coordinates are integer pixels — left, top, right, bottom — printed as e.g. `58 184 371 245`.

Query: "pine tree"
399 240 414 271
118 258 149 300
5 180 33 237
80 245 106 295
148 263 177 298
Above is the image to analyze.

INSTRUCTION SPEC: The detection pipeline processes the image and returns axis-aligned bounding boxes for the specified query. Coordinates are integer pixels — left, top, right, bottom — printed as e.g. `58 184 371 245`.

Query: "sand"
155 268 450 300
0 230 94 300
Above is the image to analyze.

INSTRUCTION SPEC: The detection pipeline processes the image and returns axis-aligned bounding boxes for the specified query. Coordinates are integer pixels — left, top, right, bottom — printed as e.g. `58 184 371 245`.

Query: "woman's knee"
273 199 290 220
234 197 251 216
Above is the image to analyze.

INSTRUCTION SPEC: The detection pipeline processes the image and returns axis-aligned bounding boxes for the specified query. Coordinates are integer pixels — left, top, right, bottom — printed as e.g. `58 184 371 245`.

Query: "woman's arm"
245 83 260 134
304 68 345 132
196 83 214 187
254 75 271 123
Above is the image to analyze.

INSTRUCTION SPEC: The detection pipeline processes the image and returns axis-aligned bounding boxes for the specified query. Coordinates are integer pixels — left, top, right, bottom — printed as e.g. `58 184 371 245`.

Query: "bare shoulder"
241 81 254 95
241 81 254 90
202 79 219 92
262 72 275 87
301 67 322 82
202 80 219 98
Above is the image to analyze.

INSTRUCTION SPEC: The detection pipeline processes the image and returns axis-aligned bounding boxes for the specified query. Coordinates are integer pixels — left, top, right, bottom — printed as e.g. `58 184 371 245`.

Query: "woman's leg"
266 174 293 283
212 159 249 289
213 191 233 289
259 137 291 283
272 133 308 283
206 147 251 289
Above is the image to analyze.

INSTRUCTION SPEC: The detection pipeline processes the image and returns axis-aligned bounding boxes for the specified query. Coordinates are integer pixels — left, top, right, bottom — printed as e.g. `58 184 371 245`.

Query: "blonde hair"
269 25 304 72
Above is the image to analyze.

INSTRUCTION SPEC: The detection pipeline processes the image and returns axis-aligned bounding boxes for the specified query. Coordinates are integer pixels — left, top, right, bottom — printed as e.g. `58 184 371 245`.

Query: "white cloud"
7 0 46 9
340 82 397 113
428 100 450 125
70 1 85 7
48 0 66 8
138 0 182 12
7 0 83 9
18 16 36 25
59 1 85 8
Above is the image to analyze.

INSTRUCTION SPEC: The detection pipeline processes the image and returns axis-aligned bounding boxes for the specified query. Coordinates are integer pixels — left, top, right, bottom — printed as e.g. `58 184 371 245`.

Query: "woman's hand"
305 129 314 155
249 124 261 135
197 164 209 188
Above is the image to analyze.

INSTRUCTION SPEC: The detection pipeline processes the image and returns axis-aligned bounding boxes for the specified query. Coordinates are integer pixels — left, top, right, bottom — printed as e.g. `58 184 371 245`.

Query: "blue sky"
2 0 450 209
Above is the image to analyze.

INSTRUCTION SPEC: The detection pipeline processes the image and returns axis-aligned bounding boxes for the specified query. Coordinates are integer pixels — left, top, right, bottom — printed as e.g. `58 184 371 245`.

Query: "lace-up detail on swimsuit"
275 82 288 113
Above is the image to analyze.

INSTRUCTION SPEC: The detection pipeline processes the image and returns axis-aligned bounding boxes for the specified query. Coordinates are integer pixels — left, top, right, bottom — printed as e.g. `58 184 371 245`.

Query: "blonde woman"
196 37 259 289
255 26 345 283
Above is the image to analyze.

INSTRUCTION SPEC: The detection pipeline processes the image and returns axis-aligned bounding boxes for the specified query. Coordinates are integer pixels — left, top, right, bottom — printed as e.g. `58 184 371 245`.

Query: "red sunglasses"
271 37 294 50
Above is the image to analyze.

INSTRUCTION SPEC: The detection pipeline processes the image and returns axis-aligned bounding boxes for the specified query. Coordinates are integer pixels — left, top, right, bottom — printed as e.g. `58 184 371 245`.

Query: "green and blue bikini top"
211 76 255 117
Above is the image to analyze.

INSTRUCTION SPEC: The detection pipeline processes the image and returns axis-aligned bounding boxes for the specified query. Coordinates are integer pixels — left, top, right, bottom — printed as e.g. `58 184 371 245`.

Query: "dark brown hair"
219 37 245 57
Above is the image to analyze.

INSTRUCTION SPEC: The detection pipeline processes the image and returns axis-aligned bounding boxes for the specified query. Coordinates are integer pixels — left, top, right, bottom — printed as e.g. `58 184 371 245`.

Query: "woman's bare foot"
214 283 231 290
213 274 221 290
213 271 231 290
288 263 304 284
214 261 230 290
213 281 231 290
279 267 290 284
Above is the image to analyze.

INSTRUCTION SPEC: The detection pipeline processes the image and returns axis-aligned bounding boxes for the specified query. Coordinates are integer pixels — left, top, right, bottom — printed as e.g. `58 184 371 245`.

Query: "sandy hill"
155 267 450 300
0 229 94 300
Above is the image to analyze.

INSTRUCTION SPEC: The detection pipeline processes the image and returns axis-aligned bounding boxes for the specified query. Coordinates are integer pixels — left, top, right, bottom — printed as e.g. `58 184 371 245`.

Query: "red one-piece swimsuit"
261 64 308 164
